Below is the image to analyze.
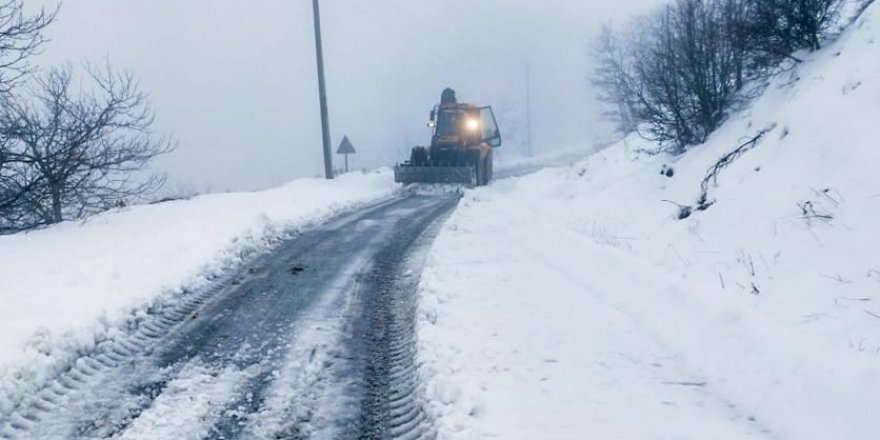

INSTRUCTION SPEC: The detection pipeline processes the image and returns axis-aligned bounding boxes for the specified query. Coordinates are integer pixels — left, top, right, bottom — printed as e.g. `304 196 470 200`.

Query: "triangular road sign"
336 136 356 155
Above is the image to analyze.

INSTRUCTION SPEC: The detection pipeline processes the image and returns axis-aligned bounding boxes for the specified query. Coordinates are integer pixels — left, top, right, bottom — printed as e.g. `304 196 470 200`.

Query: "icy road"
0 194 458 440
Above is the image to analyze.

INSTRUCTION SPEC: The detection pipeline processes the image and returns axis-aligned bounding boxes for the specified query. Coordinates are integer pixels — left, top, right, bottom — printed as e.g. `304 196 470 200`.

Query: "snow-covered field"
417 3 880 439
0 170 397 417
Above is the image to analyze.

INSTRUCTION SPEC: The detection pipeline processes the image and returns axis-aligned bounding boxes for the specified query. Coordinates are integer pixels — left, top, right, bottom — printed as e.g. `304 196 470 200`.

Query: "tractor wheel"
485 150 494 184
476 152 493 186
410 146 428 166
468 150 483 186
474 158 483 186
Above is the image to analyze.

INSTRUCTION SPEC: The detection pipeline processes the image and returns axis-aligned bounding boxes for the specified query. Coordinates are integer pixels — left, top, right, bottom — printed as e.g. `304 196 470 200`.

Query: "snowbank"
0 170 397 415
494 144 598 178
417 3 880 439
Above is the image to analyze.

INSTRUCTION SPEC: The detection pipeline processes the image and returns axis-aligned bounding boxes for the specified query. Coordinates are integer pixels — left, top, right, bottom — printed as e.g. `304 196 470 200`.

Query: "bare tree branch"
0 0 57 93
697 125 774 210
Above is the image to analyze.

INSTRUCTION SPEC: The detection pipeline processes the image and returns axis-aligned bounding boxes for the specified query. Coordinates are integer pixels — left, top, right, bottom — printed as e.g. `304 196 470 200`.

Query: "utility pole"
312 0 334 179
525 63 534 157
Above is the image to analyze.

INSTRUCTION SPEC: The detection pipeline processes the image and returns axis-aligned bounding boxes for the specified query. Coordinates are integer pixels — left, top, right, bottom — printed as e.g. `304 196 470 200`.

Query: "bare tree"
592 0 840 152
591 25 642 135
0 64 174 227
0 0 56 231
719 0 750 88
593 0 747 153
732 0 842 67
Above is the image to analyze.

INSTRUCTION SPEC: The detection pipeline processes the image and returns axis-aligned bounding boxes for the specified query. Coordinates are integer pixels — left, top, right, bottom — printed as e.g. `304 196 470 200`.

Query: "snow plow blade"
394 164 476 185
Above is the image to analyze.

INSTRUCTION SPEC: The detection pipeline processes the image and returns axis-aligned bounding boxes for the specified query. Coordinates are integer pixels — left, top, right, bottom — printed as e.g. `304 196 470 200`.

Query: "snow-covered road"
0 194 457 440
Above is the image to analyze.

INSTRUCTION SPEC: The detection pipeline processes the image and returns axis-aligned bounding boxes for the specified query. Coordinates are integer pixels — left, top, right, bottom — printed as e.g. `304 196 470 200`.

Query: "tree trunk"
50 183 62 223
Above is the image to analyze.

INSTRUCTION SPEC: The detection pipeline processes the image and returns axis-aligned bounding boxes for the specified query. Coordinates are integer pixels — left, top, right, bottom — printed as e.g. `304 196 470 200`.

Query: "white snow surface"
117 363 255 440
0 169 397 416
417 3 880 439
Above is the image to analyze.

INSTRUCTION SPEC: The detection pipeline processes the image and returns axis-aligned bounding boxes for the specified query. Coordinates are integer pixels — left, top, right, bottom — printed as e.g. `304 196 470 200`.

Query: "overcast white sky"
34 0 664 192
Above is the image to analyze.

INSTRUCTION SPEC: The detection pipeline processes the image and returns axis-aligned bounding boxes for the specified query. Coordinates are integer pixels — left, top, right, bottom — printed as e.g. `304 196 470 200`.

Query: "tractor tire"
486 149 494 184
410 146 428 166
468 150 483 186
476 151 493 186
473 159 482 187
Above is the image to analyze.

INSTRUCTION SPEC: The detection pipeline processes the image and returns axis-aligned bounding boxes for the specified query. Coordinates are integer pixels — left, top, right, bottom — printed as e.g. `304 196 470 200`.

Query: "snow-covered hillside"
417 3 880 439
0 171 396 417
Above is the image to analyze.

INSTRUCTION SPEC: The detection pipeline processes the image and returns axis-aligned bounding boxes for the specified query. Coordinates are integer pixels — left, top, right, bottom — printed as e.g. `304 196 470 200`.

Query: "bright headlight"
465 118 481 131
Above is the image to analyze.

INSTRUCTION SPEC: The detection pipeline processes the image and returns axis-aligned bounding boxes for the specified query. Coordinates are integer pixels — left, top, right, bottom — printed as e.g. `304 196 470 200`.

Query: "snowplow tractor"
394 88 501 186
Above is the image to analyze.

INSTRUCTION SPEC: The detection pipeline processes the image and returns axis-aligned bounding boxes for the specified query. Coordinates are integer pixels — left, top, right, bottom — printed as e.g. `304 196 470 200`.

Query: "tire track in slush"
251 195 455 439
350 195 454 440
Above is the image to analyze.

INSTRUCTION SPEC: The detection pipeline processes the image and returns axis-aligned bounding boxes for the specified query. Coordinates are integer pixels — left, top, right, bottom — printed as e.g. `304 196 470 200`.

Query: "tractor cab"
430 104 501 149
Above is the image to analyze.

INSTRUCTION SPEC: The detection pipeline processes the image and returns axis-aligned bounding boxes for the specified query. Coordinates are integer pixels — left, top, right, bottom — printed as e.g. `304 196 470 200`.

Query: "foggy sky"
34 0 665 193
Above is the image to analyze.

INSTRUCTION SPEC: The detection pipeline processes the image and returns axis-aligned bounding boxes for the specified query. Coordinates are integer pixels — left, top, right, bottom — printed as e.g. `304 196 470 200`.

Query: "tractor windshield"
435 108 460 137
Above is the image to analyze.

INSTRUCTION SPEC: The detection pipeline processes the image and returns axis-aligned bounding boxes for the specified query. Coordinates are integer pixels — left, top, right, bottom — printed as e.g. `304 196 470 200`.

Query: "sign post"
336 135 357 173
